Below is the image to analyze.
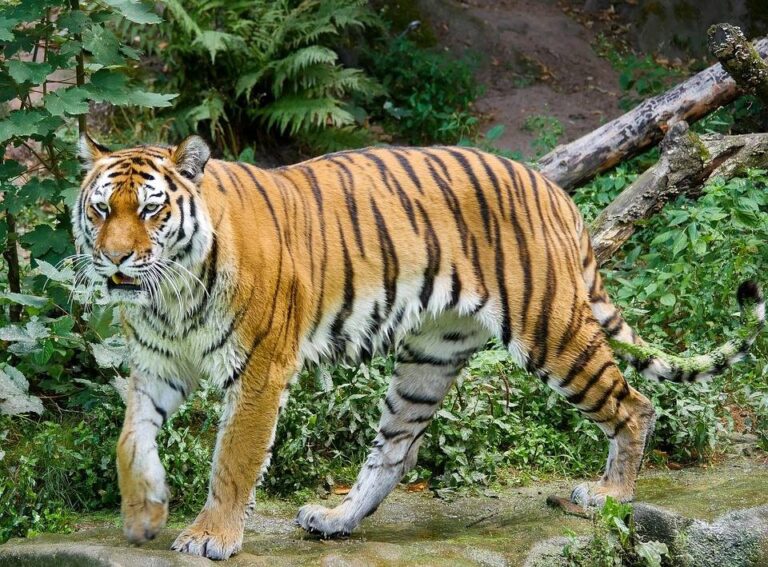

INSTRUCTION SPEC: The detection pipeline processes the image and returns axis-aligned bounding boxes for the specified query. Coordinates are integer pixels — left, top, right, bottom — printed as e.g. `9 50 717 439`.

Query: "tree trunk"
590 120 768 265
538 38 768 190
3 213 22 322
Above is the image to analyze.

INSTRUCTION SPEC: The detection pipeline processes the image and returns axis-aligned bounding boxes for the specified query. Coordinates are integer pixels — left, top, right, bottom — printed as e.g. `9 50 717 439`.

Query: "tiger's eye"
95 202 109 214
144 203 160 213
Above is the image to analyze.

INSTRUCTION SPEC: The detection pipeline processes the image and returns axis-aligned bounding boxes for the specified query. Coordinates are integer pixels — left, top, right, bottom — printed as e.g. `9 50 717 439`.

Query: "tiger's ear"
77 133 111 169
171 135 210 184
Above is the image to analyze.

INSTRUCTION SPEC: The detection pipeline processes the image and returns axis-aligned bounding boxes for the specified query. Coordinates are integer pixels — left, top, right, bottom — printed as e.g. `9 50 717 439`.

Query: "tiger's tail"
579 229 765 383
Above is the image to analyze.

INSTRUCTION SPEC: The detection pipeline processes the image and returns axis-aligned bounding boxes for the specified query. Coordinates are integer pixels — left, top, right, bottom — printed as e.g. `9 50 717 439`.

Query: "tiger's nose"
102 250 133 266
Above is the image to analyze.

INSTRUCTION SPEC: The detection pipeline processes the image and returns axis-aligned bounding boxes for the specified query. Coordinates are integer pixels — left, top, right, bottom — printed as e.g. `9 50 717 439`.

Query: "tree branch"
590 121 768 265
708 23 768 105
538 38 768 190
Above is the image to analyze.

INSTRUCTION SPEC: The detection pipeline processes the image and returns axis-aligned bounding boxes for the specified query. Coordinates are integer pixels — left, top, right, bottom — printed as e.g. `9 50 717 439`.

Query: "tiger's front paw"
296 504 355 538
121 484 169 544
570 481 634 508
171 512 243 560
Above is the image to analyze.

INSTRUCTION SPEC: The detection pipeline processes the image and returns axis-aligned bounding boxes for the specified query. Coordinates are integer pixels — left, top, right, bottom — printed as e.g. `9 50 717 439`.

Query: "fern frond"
162 0 202 37
256 95 354 135
193 30 247 62
271 46 338 95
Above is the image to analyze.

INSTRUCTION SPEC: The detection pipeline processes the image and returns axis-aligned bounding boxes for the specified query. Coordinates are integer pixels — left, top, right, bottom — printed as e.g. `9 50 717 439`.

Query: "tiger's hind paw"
296 504 354 538
570 481 634 508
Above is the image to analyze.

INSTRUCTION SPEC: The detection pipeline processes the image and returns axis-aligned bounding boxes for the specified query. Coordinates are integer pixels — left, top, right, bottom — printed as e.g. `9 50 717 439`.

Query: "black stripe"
362 151 419 233
203 317 236 356
499 159 533 330
607 415 631 439
469 235 489 312
446 148 491 242
581 379 621 416
449 265 462 308
559 333 603 389
380 428 408 440
492 214 512 345
416 201 441 308
423 156 469 255
466 148 506 219
392 149 424 193
443 332 467 342
396 387 441 405
329 218 355 346
566 361 613 406
330 159 365 257
371 199 399 317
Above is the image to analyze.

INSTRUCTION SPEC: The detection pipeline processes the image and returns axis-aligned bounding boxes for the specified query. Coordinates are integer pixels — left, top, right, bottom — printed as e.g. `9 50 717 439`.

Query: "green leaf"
85 70 177 108
193 30 245 62
0 16 19 41
485 124 505 142
102 0 162 24
0 292 49 309
122 90 177 108
7 60 52 85
0 109 61 144
83 25 124 67
671 231 688 256
0 365 43 416
660 293 676 307
36 259 74 284
44 87 90 116
90 336 129 369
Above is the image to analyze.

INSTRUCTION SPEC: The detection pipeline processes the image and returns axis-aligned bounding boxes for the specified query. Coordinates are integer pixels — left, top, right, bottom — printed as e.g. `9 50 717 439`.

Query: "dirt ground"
420 0 623 158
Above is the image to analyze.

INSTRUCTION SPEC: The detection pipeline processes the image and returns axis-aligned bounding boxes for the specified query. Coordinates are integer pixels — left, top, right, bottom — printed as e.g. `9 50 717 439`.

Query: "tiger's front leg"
118 372 195 543
171 352 297 560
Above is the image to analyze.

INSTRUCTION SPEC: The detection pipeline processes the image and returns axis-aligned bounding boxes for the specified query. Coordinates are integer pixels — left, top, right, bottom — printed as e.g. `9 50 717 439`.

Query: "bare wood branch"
590 121 768 265
538 38 768 190
708 23 768 105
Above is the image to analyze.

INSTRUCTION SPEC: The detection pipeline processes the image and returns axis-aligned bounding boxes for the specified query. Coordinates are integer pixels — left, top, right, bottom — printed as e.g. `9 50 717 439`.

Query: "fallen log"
538 38 768 190
708 23 768 105
590 120 768 265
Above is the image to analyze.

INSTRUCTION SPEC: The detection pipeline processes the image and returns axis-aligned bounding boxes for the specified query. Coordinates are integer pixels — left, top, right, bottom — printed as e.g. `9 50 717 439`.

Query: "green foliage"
0 385 219 542
595 171 768 460
0 1 175 411
365 37 481 144
522 114 564 158
267 348 605 495
563 498 669 567
136 0 384 154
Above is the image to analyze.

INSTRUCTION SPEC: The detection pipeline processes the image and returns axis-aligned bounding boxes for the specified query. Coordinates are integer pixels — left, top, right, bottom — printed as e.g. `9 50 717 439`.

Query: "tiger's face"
74 135 212 305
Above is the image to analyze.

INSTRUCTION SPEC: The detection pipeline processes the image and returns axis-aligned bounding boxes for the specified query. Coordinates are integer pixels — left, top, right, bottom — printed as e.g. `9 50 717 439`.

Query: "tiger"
73 134 764 560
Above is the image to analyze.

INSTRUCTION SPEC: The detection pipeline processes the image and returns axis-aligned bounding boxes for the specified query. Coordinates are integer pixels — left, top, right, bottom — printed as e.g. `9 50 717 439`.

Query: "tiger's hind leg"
296 311 490 537
536 312 656 507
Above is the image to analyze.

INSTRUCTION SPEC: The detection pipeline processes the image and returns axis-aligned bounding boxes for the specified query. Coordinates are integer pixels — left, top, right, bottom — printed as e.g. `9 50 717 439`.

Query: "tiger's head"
74 134 213 305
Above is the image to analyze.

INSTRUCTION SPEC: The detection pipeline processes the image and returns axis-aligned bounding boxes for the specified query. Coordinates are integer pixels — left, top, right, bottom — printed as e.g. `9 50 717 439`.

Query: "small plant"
564 498 669 567
523 114 564 157
366 37 481 144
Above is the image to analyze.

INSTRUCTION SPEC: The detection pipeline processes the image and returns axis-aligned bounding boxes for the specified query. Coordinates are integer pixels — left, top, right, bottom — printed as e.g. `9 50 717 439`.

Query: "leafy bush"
365 37 481 144
578 169 768 462
132 0 383 155
0 385 219 541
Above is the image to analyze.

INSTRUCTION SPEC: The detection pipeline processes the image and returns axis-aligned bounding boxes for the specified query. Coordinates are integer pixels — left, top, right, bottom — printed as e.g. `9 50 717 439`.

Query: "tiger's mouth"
107 272 141 291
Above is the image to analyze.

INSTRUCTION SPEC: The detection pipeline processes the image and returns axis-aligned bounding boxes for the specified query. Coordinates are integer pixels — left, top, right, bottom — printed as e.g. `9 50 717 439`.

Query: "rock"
524 502 768 567
2 457 768 566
